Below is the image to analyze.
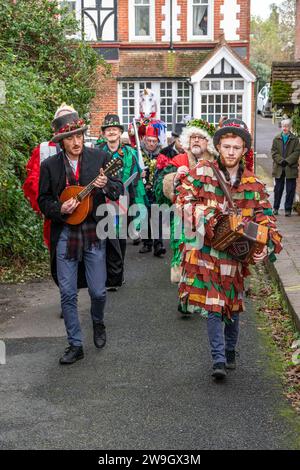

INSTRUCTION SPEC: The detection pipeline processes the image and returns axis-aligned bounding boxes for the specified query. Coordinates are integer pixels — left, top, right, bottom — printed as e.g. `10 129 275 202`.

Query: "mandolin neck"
76 177 98 202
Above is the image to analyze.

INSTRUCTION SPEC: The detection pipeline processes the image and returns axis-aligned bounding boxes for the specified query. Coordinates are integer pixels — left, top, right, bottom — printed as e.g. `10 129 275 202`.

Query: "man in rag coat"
154 119 217 283
175 119 282 380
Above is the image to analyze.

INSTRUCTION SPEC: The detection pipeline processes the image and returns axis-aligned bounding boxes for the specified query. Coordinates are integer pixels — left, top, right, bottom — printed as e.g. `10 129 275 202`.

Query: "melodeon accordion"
211 214 269 264
208 162 269 264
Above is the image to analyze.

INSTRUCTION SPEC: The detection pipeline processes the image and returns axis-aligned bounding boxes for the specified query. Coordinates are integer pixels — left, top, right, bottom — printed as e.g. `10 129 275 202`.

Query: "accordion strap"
208 161 235 210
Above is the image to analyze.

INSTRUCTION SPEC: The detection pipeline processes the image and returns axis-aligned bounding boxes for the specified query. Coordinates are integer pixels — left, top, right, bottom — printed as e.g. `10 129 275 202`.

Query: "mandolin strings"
76 157 123 202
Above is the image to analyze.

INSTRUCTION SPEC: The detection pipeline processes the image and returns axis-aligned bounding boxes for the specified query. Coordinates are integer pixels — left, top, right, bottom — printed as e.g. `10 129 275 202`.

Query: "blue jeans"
56 227 107 347
207 312 240 365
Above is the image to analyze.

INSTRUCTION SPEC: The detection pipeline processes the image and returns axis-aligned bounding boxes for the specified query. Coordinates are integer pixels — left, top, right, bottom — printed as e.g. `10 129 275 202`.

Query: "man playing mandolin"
38 108 123 365
175 119 282 380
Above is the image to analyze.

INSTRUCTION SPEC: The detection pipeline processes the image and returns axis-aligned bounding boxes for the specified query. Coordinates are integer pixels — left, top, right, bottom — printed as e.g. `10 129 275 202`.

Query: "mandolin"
59 157 123 225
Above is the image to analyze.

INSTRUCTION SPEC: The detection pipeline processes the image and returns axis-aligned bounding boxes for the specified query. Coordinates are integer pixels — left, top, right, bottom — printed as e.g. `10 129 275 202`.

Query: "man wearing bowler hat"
97 113 148 289
38 107 123 365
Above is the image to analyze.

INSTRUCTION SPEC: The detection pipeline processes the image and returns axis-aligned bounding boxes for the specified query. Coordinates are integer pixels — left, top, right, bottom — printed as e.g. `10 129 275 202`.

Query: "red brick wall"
116 0 250 45
177 0 187 42
156 0 164 42
214 0 223 41
237 0 250 42
89 63 119 137
215 0 250 42
118 0 128 42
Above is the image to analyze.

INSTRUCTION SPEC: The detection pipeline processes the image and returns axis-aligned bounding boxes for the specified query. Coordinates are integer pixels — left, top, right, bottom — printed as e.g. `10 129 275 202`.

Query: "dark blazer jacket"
161 142 180 159
38 146 124 286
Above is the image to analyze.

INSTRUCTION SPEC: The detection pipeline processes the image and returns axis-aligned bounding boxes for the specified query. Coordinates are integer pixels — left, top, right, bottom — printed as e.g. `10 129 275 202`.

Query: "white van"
257 83 272 117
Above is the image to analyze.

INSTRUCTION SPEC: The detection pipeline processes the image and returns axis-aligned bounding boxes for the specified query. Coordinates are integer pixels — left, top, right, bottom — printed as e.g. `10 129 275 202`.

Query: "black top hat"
171 123 186 138
213 118 252 151
101 114 124 132
51 112 88 143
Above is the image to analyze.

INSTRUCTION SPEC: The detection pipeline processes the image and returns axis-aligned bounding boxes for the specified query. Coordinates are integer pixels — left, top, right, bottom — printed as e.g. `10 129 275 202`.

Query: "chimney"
296 0 300 60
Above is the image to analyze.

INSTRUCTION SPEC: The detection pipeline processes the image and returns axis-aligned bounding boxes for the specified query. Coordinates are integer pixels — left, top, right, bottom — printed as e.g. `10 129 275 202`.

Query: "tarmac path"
0 244 298 450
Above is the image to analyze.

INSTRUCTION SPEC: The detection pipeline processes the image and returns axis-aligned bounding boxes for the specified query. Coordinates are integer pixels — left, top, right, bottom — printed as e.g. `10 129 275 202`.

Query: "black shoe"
133 237 141 246
153 244 166 257
59 345 84 365
212 362 227 380
285 211 291 217
225 350 236 370
93 322 106 349
273 209 278 216
139 245 152 254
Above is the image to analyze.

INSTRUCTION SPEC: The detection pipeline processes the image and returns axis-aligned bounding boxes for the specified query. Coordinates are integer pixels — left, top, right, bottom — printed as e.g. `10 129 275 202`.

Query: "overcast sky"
251 0 284 19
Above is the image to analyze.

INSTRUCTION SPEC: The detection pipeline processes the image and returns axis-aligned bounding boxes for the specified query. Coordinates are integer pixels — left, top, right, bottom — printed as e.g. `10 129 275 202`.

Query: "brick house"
62 0 256 137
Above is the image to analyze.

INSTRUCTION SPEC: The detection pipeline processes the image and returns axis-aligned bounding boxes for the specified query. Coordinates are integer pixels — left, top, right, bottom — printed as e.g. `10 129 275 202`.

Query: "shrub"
0 0 108 268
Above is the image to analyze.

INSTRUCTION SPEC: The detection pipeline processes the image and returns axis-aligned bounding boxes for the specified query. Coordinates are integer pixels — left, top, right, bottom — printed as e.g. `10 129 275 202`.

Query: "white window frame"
59 0 82 39
199 78 246 126
118 81 192 131
187 0 214 41
129 0 156 42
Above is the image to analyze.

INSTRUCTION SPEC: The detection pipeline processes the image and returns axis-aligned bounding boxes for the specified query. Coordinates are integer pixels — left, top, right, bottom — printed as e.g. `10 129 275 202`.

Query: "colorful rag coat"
154 152 215 278
176 160 282 319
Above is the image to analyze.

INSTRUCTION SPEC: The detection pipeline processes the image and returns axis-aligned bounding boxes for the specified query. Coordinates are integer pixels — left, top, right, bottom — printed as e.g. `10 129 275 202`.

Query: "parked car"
257 83 272 117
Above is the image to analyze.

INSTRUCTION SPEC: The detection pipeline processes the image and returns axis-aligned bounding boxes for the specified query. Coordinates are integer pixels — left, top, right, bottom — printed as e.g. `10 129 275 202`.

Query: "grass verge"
0 257 50 284
250 264 300 415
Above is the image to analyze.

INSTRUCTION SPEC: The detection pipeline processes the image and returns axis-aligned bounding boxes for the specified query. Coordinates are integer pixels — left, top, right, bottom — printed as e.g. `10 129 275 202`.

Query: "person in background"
271 118 300 216
154 119 217 283
139 125 166 257
160 124 185 159
97 113 148 290
22 105 78 247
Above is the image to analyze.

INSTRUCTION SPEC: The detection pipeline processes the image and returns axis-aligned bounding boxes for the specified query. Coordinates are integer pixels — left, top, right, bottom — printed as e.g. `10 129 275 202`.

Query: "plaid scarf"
62 152 100 260
66 217 100 261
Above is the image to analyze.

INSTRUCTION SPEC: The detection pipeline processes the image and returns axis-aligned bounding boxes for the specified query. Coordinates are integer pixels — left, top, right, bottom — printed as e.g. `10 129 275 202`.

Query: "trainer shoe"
212 362 227 380
59 345 84 365
225 350 237 370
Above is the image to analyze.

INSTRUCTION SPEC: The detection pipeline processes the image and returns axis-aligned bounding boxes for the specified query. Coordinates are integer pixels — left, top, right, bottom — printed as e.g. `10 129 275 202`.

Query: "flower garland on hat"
54 118 86 136
187 118 216 137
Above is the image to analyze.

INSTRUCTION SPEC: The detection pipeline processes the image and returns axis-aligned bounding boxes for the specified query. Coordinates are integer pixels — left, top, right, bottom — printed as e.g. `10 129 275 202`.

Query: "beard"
191 145 202 156
220 155 241 169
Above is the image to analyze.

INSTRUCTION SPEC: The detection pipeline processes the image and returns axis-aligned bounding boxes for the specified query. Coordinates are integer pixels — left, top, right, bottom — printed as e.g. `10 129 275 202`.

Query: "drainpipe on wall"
185 79 194 119
253 78 260 174
169 0 174 51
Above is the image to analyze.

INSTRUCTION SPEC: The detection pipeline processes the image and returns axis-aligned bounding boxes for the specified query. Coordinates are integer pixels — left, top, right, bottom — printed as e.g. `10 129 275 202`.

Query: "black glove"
281 160 288 168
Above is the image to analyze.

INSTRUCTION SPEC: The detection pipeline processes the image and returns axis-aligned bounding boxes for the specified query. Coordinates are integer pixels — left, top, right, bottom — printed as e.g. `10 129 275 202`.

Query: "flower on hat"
55 118 86 136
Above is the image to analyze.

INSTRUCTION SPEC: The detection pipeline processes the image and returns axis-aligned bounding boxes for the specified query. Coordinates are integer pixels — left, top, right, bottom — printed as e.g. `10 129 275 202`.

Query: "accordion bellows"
176 160 282 318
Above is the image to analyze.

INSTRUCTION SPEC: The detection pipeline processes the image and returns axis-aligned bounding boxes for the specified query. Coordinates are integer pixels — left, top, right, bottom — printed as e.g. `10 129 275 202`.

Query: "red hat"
145 125 158 139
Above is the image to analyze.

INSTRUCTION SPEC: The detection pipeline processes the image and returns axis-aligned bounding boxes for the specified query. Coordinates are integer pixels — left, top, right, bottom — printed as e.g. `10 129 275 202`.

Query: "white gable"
191 45 256 83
